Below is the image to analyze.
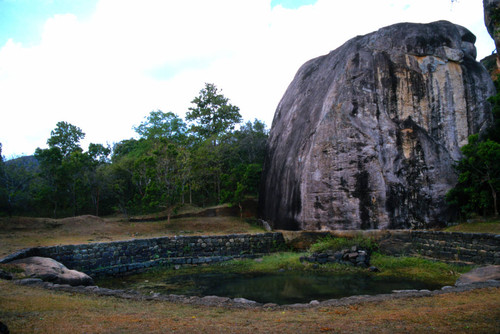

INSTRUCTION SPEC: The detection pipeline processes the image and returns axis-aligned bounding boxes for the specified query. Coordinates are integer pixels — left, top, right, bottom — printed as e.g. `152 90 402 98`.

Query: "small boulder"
233 297 257 304
9 257 94 286
456 265 500 285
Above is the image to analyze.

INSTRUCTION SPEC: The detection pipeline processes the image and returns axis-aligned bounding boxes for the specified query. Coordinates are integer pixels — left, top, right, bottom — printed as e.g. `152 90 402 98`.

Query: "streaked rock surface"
260 21 494 230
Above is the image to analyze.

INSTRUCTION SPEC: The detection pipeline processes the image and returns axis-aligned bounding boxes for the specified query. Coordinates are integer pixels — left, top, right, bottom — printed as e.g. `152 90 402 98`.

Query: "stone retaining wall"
2 230 498 278
374 230 500 265
407 231 500 265
283 230 500 265
0 233 285 277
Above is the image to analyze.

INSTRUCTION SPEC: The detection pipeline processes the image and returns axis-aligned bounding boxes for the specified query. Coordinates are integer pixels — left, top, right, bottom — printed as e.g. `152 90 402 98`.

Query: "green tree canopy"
47 121 85 157
134 110 187 143
186 83 242 142
447 136 500 218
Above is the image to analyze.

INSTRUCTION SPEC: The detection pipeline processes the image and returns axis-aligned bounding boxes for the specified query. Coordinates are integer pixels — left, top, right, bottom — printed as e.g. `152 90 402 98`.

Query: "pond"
96 271 442 305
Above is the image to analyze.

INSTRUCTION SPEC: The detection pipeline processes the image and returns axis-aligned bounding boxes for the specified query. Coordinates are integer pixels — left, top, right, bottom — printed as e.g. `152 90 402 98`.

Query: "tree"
485 79 500 142
134 110 187 143
86 143 111 216
35 121 86 217
218 120 268 214
232 119 268 164
34 146 66 217
0 156 40 216
447 135 500 217
47 121 85 157
33 122 115 217
184 83 243 204
186 83 242 143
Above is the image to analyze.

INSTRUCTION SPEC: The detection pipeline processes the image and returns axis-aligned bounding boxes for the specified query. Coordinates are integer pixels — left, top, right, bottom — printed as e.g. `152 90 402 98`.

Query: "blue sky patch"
0 0 97 46
271 0 318 10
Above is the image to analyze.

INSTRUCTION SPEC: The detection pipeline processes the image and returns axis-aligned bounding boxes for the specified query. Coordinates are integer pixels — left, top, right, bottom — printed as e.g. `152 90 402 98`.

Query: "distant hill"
5 155 40 173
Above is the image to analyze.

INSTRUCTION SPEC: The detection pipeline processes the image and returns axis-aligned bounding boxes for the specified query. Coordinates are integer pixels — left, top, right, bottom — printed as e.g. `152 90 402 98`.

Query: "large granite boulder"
260 21 495 230
9 256 94 286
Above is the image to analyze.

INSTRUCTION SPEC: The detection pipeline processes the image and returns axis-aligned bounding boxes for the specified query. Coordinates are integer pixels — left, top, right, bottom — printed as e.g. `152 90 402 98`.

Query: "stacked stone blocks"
1 233 285 277
408 231 500 265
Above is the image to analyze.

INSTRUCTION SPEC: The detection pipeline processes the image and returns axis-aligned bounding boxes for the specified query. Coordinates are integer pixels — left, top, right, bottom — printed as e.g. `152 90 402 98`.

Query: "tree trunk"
53 201 58 219
489 182 499 216
96 188 100 217
189 184 192 204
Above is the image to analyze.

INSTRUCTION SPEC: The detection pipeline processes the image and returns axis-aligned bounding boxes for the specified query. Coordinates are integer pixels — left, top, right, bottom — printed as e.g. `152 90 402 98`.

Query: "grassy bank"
442 219 500 234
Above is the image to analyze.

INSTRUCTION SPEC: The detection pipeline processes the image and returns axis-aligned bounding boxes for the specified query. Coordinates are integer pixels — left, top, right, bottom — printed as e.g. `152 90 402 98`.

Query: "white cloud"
0 0 494 158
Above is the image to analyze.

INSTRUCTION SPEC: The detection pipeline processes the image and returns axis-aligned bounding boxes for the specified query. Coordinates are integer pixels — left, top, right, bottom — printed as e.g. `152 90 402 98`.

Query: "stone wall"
0 233 285 277
282 230 500 265
2 230 498 278
406 231 500 265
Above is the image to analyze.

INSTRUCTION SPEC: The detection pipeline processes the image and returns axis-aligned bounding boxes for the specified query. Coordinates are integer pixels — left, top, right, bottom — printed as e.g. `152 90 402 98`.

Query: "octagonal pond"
96 271 442 305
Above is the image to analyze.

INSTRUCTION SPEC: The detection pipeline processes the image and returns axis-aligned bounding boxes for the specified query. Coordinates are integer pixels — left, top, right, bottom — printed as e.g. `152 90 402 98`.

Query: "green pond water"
97 271 442 305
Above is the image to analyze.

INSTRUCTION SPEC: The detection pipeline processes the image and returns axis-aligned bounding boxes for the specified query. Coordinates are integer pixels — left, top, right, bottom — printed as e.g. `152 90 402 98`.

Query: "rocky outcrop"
299 247 372 268
9 257 94 286
484 1 500 58
260 21 495 230
483 1 500 79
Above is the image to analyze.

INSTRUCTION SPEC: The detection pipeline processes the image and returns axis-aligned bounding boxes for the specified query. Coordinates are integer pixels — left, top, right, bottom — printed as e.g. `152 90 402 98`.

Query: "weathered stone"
260 21 494 230
455 265 500 285
9 257 94 286
233 297 257 304
484 1 500 62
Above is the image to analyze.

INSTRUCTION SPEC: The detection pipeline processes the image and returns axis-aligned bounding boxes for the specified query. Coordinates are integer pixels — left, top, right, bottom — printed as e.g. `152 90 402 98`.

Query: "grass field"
442 219 500 234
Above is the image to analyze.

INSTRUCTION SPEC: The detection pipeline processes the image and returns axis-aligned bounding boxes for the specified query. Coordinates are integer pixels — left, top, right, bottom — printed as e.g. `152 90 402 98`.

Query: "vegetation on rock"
447 80 500 218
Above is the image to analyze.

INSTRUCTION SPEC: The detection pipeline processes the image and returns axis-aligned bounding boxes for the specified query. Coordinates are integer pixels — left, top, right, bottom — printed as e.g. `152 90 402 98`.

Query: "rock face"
260 21 494 230
484 1 500 58
9 256 94 286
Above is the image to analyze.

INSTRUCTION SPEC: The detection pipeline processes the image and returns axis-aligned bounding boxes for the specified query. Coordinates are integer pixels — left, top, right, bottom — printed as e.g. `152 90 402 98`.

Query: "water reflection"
147 272 441 305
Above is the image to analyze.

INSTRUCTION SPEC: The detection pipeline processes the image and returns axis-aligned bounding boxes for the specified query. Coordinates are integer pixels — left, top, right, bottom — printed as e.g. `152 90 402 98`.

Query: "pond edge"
11 277 500 309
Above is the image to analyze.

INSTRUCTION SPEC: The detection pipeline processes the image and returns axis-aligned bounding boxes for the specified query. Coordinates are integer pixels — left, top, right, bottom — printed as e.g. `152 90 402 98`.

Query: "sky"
0 0 495 159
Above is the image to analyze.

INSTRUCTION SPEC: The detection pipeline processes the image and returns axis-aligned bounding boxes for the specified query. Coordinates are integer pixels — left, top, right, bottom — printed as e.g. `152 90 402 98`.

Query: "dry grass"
0 215 264 258
0 280 498 333
443 220 500 234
